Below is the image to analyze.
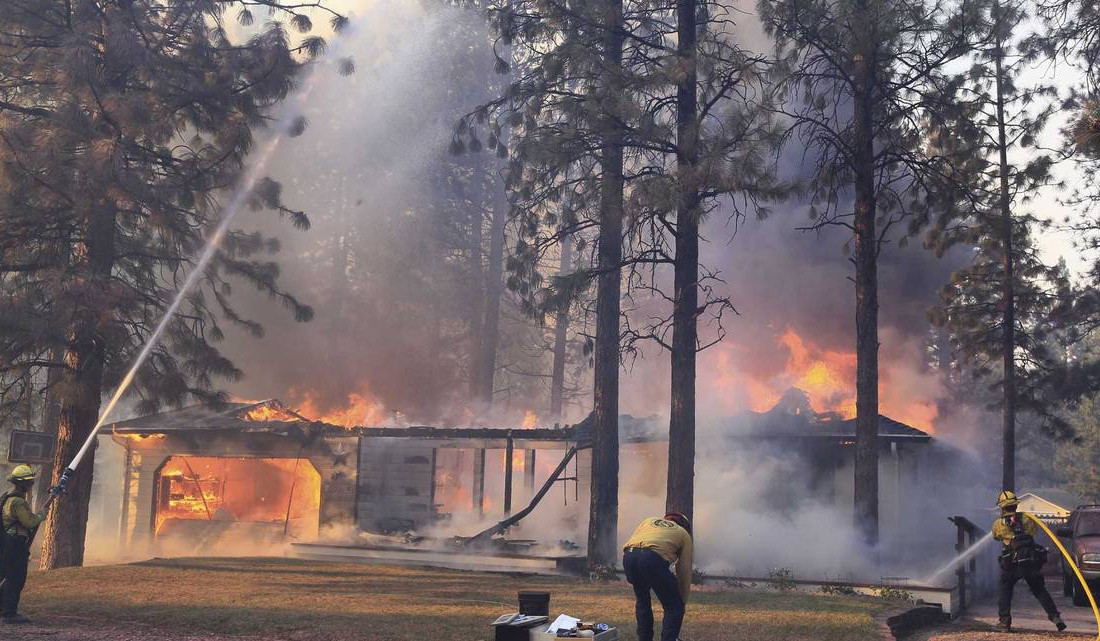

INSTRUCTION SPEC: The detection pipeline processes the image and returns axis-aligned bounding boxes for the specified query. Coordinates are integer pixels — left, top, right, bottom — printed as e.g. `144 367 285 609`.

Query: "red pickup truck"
1057 506 1100 606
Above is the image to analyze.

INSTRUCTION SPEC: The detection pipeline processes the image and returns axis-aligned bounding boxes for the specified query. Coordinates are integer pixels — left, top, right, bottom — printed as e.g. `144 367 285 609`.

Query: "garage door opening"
153 456 321 547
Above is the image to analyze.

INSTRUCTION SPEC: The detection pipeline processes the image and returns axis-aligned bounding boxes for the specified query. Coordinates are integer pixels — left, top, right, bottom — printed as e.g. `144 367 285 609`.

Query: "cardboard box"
529 625 619 641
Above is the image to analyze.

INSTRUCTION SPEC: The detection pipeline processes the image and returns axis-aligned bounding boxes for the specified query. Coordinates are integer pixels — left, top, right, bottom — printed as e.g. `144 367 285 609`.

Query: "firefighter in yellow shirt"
1 465 45 625
992 490 1064 632
622 513 693 641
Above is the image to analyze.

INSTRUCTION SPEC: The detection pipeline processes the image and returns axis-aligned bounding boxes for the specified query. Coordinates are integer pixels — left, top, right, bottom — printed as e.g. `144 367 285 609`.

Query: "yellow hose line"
1024 512 1100 640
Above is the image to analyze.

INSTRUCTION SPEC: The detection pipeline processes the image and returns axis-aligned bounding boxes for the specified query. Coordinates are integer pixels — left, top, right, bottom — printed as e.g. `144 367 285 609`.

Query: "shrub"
589 563 619 583
820 584 859 596
874 586 914 601
766 567 796 591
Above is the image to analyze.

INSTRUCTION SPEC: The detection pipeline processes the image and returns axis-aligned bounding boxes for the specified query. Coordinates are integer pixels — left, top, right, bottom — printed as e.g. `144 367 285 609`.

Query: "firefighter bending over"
993 490 1066 632
622 513 694 641
1 465 45 625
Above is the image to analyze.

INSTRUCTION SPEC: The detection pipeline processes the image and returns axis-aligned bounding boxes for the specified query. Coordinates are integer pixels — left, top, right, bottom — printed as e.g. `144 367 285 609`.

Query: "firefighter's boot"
1051 614 1067 632
996 617 1011 632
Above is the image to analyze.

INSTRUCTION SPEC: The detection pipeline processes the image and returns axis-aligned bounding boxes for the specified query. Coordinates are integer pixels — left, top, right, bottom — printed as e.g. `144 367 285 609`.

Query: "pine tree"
460 1 782 557
454 0 636 567
1058 388 1100 502
757 0 969 544
0 0 348 568
927 0 1069 490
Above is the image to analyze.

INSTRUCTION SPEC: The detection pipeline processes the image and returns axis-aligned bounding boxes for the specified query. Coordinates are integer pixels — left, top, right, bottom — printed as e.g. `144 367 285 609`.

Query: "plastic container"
518 590 551 617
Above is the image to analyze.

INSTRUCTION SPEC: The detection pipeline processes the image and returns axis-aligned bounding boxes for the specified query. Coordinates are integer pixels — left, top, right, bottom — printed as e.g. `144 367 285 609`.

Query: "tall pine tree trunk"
993 0 1015 492
37 350 65 509
40 206 117 569
852 0 880 546
476 194 507 408
37 235 72 508
468 198 486 403
550 237 572 423
588 0 624 569
667 0 699 521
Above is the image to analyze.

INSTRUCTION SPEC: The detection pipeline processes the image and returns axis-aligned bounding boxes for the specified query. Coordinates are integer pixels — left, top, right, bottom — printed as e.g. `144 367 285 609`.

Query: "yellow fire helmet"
8 464 36 483
997 490 1020 508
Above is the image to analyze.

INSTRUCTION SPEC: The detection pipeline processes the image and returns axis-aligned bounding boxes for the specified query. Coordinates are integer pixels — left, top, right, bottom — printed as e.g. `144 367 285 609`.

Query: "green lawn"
21 557 892 641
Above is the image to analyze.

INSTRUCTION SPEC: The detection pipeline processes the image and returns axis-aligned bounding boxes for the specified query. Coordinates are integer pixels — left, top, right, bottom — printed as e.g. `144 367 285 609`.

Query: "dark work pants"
0 534 30 618
998 565 1060 622
623 549 685 641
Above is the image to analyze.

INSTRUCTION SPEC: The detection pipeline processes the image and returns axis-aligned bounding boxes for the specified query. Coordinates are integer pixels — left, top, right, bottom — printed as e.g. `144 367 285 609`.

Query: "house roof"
110 389 930 446
107 399 582 444
108 399 308 434
723 387 930 442
734 413 930 441
1018 489 1088 515
571 408 929 445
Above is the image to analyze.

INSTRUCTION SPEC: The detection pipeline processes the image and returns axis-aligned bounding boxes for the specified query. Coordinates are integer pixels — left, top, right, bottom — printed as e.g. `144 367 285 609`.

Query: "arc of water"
50 65 327 501
921 530 995 586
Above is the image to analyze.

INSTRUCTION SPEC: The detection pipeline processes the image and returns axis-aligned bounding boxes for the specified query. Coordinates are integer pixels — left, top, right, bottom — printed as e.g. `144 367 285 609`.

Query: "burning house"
723 388 938 550
100 399 586 556
92 388 950 574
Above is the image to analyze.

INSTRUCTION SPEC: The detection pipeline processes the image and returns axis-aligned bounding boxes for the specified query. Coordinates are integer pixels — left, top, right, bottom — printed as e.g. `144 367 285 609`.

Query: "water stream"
921 530 996 586
65 68 327 473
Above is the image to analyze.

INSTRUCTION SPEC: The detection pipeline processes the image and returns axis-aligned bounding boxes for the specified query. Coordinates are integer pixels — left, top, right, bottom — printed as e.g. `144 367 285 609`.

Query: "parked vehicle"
1056 506 1100 606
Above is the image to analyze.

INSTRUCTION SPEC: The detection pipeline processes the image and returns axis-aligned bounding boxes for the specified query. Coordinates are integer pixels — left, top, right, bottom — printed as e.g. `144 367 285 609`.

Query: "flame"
774 330 857 417
242 404 301 422
154 456 321 539
708 327 938 433
521 410 538 429
116 433 165 444
292 389 387 427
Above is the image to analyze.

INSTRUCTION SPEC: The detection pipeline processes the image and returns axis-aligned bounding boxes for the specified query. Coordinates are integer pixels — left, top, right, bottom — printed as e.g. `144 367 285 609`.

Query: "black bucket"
518 590 550 617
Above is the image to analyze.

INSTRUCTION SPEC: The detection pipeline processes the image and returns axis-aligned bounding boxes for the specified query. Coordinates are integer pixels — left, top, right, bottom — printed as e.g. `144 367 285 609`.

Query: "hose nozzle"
49 467 74 498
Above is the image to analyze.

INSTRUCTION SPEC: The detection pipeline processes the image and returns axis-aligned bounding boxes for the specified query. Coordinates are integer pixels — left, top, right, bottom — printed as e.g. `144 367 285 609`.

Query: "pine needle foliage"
0 0 348 420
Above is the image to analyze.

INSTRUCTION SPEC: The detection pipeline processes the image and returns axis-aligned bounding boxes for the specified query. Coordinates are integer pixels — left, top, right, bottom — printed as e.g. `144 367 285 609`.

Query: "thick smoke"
214 0 978 442
218 0 504 423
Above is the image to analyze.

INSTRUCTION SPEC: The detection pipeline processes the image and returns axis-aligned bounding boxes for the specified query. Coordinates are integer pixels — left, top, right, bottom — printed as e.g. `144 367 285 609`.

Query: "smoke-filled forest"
5 0 1100 639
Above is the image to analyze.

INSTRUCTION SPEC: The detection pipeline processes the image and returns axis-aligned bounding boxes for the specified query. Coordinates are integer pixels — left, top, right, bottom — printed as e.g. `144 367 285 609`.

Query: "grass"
21 557 892 641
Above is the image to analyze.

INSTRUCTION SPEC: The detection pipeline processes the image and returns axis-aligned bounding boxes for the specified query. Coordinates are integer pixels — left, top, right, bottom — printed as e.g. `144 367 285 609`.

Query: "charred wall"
355 437 436 532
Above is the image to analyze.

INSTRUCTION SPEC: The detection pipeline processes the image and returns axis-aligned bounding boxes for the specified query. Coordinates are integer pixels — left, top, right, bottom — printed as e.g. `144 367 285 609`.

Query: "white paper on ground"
547 614 581 633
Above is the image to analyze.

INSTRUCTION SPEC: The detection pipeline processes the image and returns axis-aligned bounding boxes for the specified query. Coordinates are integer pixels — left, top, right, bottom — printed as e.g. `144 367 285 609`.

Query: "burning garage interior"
106 400 358 553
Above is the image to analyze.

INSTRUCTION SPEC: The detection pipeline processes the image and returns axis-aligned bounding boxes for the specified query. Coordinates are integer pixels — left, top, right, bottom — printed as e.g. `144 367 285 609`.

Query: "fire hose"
1024 512 1100 640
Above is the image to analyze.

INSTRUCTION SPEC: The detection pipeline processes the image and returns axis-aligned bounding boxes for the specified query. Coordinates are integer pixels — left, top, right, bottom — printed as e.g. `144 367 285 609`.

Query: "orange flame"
521 410 538 429
773 330 857 417
154 456 321 539
292 389 387 427
242 404 301 422
710 328 938 433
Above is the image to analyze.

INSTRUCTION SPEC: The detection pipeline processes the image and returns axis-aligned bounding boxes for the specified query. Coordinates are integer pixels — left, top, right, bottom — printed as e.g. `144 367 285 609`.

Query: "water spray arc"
40 64 328 514
921 530 995 586
1024 512 1100 640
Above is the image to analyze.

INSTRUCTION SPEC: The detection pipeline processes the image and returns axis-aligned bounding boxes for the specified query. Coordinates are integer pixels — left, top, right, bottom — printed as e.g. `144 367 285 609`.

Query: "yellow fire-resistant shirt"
992 513 1037 546
2 491 44 538
623 517 694 600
